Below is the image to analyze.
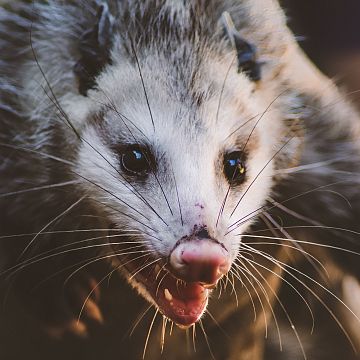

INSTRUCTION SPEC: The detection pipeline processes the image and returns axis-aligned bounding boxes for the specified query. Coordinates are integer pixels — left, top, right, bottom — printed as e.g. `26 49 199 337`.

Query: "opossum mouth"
125 259 209 328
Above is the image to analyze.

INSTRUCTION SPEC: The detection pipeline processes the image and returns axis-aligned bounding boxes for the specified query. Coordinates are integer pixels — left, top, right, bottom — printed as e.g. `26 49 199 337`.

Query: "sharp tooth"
164 288 173 301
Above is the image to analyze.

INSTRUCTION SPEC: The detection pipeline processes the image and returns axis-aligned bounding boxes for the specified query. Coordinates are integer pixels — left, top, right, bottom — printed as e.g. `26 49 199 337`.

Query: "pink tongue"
156 276 208 327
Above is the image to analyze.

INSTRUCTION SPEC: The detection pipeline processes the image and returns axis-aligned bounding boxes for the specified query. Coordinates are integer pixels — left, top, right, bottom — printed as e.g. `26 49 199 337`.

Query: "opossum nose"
169 240 230 286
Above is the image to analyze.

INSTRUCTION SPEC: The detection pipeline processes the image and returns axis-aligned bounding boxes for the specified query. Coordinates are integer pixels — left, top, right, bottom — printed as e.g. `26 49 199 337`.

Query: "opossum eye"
120 147 152 176
223 152 246 185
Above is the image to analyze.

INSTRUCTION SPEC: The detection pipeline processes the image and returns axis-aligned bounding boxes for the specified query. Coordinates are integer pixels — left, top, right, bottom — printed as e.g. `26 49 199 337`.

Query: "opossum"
0 0 360 359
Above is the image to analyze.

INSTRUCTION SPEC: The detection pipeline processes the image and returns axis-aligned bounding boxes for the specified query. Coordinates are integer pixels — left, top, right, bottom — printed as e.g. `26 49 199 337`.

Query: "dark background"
283 0 360 108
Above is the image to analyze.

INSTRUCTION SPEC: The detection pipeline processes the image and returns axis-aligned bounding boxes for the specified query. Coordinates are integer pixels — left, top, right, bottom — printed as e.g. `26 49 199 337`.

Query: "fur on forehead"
18 0 291 137
85 49 285 147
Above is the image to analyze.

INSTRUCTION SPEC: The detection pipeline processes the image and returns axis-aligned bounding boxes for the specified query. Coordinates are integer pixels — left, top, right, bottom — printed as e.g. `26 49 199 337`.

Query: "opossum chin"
125 258 210 328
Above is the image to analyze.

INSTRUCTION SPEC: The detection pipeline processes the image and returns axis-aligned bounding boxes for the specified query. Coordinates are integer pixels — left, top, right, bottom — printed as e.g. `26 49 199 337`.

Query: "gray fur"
0 1 360 359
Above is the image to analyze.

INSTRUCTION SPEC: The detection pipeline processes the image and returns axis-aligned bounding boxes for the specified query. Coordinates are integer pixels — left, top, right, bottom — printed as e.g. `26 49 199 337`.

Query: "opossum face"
73 49 286 327
60 1 290 326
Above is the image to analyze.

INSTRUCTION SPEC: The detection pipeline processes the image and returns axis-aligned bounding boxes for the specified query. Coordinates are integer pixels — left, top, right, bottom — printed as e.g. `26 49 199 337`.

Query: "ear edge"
74 3 115 96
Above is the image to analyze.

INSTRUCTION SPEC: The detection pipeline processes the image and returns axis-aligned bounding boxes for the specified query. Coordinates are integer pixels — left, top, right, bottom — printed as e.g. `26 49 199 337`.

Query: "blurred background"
0 1 359 359
283 0 360 110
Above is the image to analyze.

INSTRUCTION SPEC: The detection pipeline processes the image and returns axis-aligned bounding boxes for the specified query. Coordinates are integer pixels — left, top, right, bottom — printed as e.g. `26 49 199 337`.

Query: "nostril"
196 227 210 239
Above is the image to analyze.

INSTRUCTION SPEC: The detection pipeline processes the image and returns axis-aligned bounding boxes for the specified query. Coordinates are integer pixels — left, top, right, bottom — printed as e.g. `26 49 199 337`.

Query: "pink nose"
169 240 230 285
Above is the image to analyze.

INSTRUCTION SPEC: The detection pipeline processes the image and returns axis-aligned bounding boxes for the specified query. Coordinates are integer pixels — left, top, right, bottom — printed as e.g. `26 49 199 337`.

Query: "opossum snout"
169 239 230 286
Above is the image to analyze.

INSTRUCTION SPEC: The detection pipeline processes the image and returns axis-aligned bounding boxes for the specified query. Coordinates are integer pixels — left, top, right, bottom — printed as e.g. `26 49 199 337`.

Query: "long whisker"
6 243 150 280
240 246 315 333
276 156 356 175
0 228 139 240
89 81 150 140
262 212 329 282
29 22 80 140
143 308 159 359
91 198 159 234
250 247 360 324
192 323 197 353
78 139 169 227
0 180 80 198
228 272 239 307
0 142 158 233
129 304 153 337
226 179 349 234
216 55 236 123
232 260 273 341
29 248 145 293
156 272 169 298
238 91 286 158
241 234 360 256
199 319 216 360
238 256 307 359
7 233 144 273
267 197 324 227
128 36 174 218
88 95 170 227
160 316 168 354
243 238 328 277
32 30 132 202
129 258 162 280
53 102 167 226
230 135 294 218
217 92 286 225
17 196 85 260
77 268 116 324
128 36 155 130
224 114 260 142
171 167 184 227
17 236 147 272
31 24 170 230
229 268 257 322
241 247 358 353
0 142 74 167
74 173 151 222
205 309 230 339
64 252 153 288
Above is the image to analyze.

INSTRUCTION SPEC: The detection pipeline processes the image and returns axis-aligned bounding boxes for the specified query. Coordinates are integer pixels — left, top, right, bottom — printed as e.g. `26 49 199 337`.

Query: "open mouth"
126 259 210 328
109 228 229 328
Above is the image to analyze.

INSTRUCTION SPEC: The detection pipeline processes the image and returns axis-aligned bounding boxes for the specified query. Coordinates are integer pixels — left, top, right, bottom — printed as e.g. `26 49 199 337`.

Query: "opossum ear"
221 12 262 82
233 34 261 81
74 3 114 96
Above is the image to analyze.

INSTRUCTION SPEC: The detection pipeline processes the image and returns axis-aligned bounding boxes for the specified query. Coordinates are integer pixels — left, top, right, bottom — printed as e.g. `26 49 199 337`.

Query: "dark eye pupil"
121 148 150 175
224 152 246 185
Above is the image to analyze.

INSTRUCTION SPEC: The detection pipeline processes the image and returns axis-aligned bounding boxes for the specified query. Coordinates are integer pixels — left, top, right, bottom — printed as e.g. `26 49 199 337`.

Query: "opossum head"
49 2 298 328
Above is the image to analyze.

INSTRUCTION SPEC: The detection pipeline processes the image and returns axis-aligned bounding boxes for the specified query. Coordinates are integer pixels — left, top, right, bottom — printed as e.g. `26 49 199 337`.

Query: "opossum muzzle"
125 235 230 327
